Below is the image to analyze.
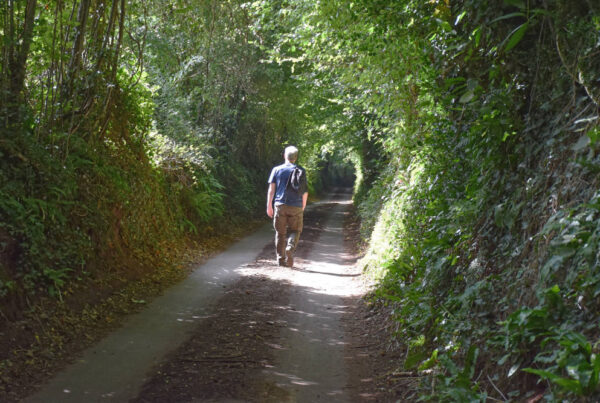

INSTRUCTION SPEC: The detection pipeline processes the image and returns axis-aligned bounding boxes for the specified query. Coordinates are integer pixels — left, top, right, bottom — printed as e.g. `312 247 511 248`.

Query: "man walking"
266 146 308 267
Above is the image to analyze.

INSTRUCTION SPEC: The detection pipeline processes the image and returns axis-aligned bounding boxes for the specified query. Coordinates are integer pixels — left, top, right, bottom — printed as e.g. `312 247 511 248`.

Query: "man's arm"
301 168 308 210
267 182 276 218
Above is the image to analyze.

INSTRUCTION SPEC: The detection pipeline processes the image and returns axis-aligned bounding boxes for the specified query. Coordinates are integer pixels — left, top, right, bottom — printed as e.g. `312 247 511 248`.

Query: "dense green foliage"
2 0 600 400
0 0 314 315
1 0 165 307
265 0 600 399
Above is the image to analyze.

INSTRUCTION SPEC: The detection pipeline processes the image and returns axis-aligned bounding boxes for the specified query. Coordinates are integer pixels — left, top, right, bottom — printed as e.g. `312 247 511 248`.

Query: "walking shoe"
285 247 294 268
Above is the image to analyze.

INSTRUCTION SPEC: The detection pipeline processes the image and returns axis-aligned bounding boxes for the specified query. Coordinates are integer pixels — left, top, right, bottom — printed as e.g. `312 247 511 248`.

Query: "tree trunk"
6 0 37 121
65 0 91 97
95 0 118 71
113 0 126 75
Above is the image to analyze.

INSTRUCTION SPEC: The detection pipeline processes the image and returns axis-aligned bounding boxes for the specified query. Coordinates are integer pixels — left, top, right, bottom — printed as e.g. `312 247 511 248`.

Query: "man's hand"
267 204 274 218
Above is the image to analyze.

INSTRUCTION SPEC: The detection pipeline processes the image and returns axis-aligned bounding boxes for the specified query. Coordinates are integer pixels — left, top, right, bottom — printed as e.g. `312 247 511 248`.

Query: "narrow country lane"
25 191 382 403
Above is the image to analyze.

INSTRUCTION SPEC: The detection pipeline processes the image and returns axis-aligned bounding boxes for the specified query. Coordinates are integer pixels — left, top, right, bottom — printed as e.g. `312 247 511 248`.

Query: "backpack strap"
284 164 296 191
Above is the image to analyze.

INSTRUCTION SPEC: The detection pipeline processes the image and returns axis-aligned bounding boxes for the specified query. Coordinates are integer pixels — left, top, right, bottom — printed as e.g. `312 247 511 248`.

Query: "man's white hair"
284 145 299 162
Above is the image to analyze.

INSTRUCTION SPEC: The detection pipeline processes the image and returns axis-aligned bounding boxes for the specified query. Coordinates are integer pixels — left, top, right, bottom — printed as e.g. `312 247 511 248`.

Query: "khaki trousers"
273 204 304 262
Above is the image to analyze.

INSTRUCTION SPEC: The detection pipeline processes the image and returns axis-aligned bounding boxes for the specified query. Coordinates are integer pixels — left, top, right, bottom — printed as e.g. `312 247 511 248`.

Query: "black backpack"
286 165 307 195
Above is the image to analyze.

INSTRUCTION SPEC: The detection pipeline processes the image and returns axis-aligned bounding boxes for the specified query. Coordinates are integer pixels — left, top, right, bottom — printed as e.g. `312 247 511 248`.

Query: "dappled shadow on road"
132 259 365 402
132 264 295 403
255 287 354 402
134 192 382 402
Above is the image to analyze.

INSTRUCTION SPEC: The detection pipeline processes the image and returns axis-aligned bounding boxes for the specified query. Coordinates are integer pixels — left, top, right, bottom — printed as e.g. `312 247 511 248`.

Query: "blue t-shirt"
268 162 306 207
